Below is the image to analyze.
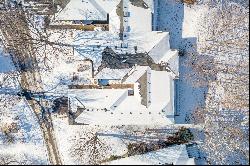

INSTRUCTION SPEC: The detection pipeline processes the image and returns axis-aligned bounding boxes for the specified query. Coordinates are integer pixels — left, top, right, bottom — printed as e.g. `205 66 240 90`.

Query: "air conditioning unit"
124 11 130 17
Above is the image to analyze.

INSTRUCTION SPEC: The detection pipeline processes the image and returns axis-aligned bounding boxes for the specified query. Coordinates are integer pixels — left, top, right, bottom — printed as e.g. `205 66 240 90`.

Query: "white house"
69 64 176 125
50 0 180 125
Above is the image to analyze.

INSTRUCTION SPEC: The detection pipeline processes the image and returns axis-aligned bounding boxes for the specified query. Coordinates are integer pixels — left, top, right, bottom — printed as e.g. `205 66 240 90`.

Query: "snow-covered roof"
159 49 178 63
69 89 127 110
118 70 175 116
124 66 149 83
75 104 174 125
150 71 173 106
128 31 169 54
50 0 177 68
55 0 120 21
95 68 131 80
128 1 153 34
104 145 195 165
75 70 176 125
143 0 154 13
55 0 106 21
159 49 179 77
94 0 121 13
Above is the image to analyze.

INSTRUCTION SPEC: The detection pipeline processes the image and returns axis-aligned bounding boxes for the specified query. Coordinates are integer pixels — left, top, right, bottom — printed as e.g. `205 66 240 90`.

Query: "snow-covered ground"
1 0 248 165
36 0 249 164
0 44 49 165
157 0 208 124
0 47 15 73
158 0 249 164
52 114 188 165
0 97 49 165
52 116 128 165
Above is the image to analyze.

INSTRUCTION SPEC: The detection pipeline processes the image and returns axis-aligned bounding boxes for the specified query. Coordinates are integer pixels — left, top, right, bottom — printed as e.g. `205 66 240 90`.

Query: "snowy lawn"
158 0 249 164
0 48 49 165
0 95 49 165
157 0 208 124
52 115 184 165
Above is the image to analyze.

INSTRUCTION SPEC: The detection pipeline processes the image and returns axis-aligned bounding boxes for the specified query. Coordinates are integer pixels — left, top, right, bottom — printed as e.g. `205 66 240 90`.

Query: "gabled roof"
69 89 127 110
55 0 120 21
95 68 131 80
105 145 195 165
124 66 149 84
55 0 107 21
95 0 121 13
74 70 176 125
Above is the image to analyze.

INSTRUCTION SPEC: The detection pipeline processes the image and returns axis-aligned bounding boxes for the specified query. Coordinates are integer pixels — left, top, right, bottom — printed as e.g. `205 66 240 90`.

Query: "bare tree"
191 1 248 109
70 132 111 165
0 3 73 164
0 154 22 165
0 153 45 165
183 1 249 164
0 8 73 88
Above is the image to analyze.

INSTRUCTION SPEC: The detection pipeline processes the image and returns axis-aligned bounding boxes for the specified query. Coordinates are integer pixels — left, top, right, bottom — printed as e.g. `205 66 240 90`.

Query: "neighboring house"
51 0 121 31
50 0 179 75
104 145 195 165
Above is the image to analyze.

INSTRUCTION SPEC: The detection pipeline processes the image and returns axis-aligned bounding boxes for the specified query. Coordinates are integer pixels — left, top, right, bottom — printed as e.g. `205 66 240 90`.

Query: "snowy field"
0 97 49 165
157 0 209 124
157 0 249 164
52 115 186 165
0 45 49 165
52 116 128 165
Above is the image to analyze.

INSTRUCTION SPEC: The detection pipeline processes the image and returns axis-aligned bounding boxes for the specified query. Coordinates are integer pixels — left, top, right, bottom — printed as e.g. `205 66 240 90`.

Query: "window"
121 42 128 48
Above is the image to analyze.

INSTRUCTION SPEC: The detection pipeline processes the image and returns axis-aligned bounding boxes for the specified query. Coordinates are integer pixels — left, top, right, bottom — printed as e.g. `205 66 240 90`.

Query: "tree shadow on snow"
157 0 208 124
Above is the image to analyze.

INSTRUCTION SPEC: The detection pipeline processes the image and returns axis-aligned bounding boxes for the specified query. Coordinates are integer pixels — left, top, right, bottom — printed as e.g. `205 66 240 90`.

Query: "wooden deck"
68 84 134 89
49 24 109 31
